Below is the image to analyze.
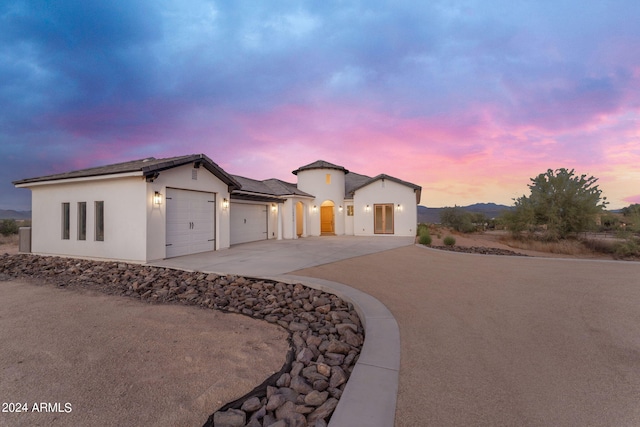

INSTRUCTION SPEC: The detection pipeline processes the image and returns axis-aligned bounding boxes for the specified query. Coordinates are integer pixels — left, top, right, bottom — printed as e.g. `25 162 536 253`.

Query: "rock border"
0 254 365 427
422 245 528 256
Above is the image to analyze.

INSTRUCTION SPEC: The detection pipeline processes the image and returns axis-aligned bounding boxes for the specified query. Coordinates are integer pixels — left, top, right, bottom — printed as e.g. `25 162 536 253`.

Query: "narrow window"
325 174 331 184
62 203 70 239
95 201 104 241
78 202 86 240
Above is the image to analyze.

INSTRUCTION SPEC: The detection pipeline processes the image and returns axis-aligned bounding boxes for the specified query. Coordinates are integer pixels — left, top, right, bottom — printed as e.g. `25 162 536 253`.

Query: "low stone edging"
422 245 528 256
0 254 365 427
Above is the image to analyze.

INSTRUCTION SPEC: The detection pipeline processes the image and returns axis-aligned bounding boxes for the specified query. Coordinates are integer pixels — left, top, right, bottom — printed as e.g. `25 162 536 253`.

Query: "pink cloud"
624 194 640 204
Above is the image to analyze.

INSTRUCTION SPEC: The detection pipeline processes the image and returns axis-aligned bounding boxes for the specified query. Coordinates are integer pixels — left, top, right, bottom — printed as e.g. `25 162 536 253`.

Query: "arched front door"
296 201 304 237
320 200 335 235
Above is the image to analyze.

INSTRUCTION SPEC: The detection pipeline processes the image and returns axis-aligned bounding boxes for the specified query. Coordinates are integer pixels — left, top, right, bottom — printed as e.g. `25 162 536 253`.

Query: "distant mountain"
418 203 512 224
0 210 31 220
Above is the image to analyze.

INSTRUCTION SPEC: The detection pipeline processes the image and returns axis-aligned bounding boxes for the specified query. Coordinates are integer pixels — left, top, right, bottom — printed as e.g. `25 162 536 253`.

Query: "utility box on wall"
19 227 31 253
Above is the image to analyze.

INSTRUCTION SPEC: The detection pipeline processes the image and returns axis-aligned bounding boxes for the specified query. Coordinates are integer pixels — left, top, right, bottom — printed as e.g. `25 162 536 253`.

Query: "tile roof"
345 172 422 203
263 179 314 197
230 176 315 198
292 160 349 175
344 171 373 197
13 154 241 189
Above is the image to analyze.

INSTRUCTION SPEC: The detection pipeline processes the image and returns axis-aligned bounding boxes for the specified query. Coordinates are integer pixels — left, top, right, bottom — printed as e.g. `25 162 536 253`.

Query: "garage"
230 202 268 245
166 188 216 258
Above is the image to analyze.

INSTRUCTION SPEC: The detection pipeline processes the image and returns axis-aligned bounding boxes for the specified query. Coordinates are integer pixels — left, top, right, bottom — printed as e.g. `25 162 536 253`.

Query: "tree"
505 168 608 239
439 206 482 233
0 219 19 236
621 203 640 217
620 203 640 233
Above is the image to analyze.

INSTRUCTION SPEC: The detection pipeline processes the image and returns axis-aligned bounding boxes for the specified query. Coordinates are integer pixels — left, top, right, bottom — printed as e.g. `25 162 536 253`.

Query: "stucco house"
13 154 421 262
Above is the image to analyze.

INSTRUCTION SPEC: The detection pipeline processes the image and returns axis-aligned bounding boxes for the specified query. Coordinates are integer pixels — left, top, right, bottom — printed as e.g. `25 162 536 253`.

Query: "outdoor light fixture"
365 204 370 212
339 205 343 211
222 198 229 209
271 203 277 212
313 205 317 212
397 204 402 211
153 191 162 205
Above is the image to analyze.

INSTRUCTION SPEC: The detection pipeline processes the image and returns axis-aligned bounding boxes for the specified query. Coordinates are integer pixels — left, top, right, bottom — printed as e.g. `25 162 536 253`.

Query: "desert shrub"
417 223 429 237
443 235 456 246
0 219 19 237
418 231 432 245
581 238 616 254
440 207 480 233
613 238 640 259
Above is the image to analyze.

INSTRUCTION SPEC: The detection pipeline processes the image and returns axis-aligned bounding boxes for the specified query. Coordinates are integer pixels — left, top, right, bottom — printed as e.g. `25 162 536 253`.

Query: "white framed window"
95 201 104 241
62 203 70 240
78 202 86 240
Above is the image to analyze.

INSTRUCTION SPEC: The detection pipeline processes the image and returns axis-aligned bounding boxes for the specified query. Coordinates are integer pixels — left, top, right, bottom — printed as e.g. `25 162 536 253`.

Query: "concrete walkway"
294 246 640 427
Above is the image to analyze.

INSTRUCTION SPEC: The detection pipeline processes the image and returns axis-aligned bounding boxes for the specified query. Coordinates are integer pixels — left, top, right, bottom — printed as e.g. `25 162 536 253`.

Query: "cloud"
2 0 640 210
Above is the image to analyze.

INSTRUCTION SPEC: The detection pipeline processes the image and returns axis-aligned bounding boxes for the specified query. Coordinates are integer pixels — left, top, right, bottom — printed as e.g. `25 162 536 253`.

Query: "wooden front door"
320 206 334 234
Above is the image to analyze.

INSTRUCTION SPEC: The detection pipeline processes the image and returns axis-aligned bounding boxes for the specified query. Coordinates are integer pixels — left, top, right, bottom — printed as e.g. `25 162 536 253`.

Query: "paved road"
294 246 640 427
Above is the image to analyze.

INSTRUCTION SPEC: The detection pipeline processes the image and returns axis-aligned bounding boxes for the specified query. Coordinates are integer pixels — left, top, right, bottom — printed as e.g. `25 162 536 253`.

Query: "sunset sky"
2 0 639 211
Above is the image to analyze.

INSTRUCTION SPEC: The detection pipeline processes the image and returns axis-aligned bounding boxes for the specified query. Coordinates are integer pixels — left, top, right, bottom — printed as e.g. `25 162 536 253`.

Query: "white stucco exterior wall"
280 197 312 240
296 169 346 236
28 176 148 262
353 179 418 237
344 202 355 235
147 164 232 259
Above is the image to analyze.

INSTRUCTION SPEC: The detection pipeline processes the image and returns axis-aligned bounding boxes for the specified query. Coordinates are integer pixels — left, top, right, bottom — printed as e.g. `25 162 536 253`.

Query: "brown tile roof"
292 160 349 175
230 176 315 198
13 154 241 190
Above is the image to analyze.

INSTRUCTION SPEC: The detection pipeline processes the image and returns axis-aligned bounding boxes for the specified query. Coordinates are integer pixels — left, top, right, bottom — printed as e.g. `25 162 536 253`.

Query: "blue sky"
2 0 639 210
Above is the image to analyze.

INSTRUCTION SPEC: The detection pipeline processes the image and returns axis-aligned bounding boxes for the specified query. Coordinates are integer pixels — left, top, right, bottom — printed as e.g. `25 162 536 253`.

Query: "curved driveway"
294 245 640 427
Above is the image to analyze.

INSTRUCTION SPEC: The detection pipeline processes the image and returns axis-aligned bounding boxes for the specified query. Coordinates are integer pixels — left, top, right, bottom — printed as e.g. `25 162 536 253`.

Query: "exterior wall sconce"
153 191 162 205
222 198 229 209
365 204 370 212
339 205 343 212
312 205 317 212
271 203 277 212
396 204 403 211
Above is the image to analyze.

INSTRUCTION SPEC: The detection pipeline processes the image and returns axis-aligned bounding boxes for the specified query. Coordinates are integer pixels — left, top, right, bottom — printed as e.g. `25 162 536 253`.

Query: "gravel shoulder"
0 278 288 427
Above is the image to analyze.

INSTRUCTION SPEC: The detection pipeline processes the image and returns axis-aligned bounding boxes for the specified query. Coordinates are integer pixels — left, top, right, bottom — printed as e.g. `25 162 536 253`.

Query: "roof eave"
13 171 144 187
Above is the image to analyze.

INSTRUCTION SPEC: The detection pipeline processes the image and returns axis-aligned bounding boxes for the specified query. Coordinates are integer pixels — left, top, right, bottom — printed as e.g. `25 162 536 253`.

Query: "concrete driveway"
151 235 414 276
294 246 640 427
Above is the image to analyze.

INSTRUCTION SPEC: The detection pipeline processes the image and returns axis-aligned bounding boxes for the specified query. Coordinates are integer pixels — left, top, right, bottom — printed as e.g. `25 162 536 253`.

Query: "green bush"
417 223 429 237
613 238 640 259
418 231 432 245
0 219 19 237
443 235 456 246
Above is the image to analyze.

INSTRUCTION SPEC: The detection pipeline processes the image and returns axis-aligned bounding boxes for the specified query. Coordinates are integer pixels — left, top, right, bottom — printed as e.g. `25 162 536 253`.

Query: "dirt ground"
428 229 616 260
0 279 289 427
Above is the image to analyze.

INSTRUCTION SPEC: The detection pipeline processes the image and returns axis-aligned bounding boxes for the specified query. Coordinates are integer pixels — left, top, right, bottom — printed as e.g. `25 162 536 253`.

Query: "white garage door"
230 202 268 245
166 188 215 258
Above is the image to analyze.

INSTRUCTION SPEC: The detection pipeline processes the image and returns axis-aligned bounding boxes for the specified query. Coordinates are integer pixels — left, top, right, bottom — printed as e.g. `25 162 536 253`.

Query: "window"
77 202 86 240
62 203 70 239
374 204 394 234
95 201 104 241
325 173 331 184
347 205 354 216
